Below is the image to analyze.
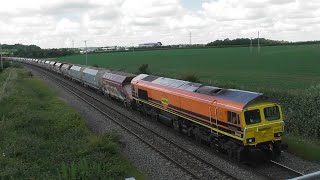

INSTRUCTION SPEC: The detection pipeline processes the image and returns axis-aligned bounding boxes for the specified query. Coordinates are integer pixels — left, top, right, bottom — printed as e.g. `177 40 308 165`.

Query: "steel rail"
270 160 304 178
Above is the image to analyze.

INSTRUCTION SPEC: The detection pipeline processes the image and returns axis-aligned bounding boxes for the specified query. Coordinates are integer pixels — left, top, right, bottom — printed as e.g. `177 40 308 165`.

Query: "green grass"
58 44 320 91
0 67 145 179
0 68 9 84
283 134 320 161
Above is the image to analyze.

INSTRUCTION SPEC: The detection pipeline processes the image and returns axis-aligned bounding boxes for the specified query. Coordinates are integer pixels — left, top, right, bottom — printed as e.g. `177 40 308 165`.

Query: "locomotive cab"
241 102 287 161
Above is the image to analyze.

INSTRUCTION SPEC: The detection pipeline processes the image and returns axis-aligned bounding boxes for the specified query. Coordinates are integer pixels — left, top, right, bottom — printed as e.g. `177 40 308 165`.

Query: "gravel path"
26 65 320 180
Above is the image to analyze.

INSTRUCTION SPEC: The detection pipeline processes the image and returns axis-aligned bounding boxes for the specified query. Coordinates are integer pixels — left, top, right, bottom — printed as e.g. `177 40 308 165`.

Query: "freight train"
4 57 288 162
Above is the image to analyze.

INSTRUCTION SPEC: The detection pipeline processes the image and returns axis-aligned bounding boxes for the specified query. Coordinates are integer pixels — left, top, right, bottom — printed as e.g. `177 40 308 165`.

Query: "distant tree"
206 38 289 47
2 44 78 58
138 64 149 74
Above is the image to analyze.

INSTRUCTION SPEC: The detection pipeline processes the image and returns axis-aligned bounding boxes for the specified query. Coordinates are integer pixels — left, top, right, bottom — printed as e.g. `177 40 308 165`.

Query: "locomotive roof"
136 74 278 109
141 75 202 92
196 87 278 108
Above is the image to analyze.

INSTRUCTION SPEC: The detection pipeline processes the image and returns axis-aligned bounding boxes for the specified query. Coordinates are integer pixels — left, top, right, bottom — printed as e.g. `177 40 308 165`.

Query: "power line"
250 37 253 53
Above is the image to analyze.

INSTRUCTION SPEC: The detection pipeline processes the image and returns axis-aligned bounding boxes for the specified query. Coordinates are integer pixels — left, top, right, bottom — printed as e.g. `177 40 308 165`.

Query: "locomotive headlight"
246 138 255 143
274 132 282 137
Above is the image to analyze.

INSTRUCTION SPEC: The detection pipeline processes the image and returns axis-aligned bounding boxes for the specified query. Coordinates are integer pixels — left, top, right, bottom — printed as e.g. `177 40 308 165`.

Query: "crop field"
58 44 320 91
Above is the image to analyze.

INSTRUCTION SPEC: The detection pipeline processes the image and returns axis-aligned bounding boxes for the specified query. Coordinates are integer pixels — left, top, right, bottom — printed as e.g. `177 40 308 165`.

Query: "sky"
0 0 319 48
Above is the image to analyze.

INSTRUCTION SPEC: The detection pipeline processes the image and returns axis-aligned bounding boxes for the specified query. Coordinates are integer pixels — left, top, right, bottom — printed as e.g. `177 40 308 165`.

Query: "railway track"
29 64 238 180
269 160 304 179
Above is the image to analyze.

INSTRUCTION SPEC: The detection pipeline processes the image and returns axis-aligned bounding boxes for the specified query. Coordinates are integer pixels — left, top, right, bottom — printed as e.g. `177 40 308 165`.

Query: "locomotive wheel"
149 109 158 121
194 127 201 143
227 149 233 159
173 120 180 132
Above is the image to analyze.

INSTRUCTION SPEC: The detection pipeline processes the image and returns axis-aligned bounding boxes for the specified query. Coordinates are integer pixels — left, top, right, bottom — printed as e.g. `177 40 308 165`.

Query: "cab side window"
138 89 148 100
227 111 240 125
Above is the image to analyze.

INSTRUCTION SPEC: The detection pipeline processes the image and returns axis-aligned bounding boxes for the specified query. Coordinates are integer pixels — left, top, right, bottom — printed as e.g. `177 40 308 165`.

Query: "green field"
58 44 320 91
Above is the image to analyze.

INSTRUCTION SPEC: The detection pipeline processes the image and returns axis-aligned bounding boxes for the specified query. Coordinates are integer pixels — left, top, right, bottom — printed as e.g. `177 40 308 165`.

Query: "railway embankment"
0 66 144 179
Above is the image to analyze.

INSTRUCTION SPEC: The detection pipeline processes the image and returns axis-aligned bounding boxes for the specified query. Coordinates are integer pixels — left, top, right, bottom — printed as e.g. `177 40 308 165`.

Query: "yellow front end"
242 102 284 146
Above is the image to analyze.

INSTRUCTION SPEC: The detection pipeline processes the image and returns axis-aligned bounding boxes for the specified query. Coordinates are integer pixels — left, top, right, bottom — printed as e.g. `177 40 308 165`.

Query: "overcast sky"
0 0 319 48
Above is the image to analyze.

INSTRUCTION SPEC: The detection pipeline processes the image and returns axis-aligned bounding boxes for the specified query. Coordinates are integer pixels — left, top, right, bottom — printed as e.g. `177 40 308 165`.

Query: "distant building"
79 47 99 54
102 46 117 51
138 42 162 48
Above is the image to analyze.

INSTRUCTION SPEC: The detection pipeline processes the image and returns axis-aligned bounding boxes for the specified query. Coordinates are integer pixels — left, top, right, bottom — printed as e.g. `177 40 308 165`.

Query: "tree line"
1 44 78 58
206 38 320 47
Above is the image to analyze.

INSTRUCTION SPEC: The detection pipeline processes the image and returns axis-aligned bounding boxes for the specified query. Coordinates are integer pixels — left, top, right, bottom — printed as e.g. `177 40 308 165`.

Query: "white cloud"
0 0 319 48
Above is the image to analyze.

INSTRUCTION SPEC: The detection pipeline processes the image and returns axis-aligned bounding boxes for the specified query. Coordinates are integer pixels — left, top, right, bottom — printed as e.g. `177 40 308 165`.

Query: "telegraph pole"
189 31 192 45
132 43 134 53
258 31 260 54
0 43 3 70
250 37 253 53
84 40 88 65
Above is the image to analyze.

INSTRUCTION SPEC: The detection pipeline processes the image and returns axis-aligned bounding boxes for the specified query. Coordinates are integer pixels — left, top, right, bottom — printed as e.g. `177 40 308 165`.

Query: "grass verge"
0 67 145 179
282 134 320 162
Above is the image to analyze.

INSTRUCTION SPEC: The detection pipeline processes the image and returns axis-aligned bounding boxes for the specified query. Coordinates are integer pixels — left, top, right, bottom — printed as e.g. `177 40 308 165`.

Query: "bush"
0 61 11 72
3 61 11 69
92 64 99 68
181 73 200 83
27 71 33 77
138 64 149 74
